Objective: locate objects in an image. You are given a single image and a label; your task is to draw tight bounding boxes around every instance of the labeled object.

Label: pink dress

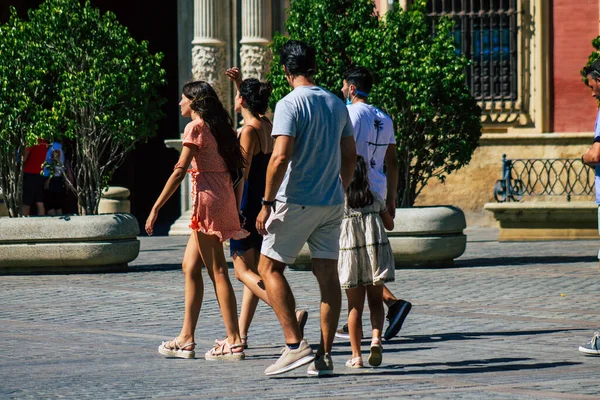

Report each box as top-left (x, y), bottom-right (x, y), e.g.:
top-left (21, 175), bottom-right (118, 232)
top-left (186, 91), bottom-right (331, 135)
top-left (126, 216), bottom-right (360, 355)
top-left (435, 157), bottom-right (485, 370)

top-left (180, 118), bottom-right (248, 242)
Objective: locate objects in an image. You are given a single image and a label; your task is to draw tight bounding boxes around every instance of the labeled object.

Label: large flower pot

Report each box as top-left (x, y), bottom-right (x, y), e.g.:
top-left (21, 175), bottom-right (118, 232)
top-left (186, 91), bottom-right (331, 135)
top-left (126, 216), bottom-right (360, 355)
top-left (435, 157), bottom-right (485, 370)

top-left (98, 186), bottom-right (131, 214)
top-left (292, 205), bottom-right (466, 269)
top-left (0, 213), bottom-right (140, 274)
top-left (387, 206), bottom-right (466, 267)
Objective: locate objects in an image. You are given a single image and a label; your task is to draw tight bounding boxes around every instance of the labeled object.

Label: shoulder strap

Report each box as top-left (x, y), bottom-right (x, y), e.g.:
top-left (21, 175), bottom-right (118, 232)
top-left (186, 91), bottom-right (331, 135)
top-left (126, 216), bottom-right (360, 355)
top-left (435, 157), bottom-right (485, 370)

top-left (241, 125), bottom-right (263, 154)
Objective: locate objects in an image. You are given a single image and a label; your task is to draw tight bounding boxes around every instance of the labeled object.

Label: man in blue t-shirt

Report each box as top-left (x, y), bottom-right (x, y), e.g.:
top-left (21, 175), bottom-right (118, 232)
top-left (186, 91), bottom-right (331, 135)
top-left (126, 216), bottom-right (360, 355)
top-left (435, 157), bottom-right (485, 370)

top-left (579, 59), bottom-right (600, 356)
top-left (256, 40), bottom-right (357, 376)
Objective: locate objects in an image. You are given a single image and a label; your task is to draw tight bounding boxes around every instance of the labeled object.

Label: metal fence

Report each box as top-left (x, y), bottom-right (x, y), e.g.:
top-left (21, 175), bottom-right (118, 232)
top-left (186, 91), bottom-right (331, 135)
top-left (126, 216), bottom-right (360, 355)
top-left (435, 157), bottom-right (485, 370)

top-left (427, 0), bottom-right (519, 108)
top-left (493, 154), bottom-right (595, 202)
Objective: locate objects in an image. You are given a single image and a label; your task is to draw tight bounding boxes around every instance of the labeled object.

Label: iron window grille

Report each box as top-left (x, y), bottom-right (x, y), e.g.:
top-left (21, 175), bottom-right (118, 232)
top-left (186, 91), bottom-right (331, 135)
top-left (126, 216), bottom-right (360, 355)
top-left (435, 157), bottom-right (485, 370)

top-left (427, 0), bottom-right (519, 105)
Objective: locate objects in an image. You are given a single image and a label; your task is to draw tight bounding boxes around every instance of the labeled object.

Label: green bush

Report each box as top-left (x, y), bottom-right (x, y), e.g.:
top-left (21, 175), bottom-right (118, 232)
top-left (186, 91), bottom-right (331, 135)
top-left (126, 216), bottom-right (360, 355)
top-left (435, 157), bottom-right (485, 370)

top-left (581, 35), bottom-right (600, 85)
top-left (268, 0), bottom-right (482, 207)
top-left (0, 0), bottom-right (166, 216)
top-left (0, 11), bottom-right (54, 217)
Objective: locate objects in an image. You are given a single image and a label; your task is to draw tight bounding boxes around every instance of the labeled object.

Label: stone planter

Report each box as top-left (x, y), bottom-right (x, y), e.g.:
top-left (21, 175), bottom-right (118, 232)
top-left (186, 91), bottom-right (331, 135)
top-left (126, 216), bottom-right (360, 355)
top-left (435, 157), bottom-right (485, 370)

top-left (0, 213), bottom-right (140, 274)
top-left (484, 202), bottom-right (598, 241)
top-left (387, 206), bottom-right (467, 267)
top-left (99, 186), bottom-right (131, 213)
top-left (292, 205), bottom-right (467, 269)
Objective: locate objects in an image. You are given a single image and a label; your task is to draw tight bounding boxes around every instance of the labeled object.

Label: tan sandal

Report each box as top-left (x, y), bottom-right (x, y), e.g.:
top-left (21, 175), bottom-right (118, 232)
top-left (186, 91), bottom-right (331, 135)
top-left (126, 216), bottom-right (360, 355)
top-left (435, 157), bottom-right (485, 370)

top-left (368, 337), bottom-right (382, 367)
top-left (205, 340), bottom-right (245, 361)
top-left (345, 356), bottom-right (364, 368)
top-left (158, 337), bottom-right (196, 359)
top-left (216, 335), bottom-right (248, 349)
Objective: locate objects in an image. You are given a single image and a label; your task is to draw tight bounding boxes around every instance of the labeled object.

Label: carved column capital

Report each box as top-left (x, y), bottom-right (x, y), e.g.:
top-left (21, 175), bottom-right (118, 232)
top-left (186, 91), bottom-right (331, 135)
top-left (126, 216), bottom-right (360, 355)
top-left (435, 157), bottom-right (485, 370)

top-left (240, 0), bottom-right (272, 81)
top-left (240, 44), bottom-right (272, 82)
top-left (191, 41), bottom-right (226, 100)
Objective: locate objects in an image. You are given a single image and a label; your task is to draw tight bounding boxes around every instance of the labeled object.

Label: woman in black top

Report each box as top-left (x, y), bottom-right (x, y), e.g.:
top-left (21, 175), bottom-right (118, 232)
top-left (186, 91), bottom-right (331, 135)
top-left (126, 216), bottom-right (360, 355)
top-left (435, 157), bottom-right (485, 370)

top-left (225, 68), bottom-right (274, 349)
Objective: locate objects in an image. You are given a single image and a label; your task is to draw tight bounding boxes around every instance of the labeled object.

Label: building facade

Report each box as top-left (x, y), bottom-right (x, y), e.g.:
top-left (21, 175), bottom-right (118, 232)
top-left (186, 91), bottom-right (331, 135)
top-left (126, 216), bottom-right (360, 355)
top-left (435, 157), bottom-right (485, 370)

top-left (173, 0), bottom-right (600, 231)
top-left (416, 0), bottom-right (599, 225)
top-left (4, 1), bottom-right (599, 231)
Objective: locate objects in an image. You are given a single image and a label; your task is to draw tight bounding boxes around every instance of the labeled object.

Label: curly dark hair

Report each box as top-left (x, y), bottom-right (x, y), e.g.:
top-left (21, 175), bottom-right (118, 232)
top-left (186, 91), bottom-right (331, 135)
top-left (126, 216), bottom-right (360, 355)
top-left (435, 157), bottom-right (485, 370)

top-left (346, 155), bottom-right (374, 209)
top-left (182, 81), bottom-right (245, 178)
top-left (240, 78), bottom-right (272, 116)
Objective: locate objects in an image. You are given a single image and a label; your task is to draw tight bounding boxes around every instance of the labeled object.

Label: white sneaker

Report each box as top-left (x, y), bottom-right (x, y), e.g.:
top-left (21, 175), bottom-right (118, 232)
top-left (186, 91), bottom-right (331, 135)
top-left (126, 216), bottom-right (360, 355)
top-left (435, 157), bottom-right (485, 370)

top-left (579, 332), bottom-right (600, 355)
top-left (264, 340), bottom-right (314, 376)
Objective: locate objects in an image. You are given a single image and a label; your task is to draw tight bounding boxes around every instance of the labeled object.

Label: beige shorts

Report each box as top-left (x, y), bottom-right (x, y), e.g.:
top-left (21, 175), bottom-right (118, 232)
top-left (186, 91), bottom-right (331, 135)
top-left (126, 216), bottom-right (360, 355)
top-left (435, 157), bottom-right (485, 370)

top-left (261, 202), bottom-right (344, 264)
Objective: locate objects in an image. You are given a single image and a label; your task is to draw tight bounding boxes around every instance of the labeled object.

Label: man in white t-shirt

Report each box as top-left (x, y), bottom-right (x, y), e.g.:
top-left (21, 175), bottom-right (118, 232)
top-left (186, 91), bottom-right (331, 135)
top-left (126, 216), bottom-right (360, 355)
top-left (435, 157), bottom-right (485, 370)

top-left (337, 67), bottom-right (412, 341)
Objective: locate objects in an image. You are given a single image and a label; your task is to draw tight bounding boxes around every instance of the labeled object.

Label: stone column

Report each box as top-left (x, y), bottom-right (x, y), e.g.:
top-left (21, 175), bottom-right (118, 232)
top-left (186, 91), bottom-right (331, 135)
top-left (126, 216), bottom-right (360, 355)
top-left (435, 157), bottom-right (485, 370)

top-left (240, 0), bottom-right (272, 80)
top-left (191, 0), bottom-right (227, 99)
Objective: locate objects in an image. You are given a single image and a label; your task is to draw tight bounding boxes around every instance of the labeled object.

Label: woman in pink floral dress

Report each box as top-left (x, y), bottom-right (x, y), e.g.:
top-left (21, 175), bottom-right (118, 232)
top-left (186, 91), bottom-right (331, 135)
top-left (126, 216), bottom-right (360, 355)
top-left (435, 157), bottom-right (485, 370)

top-left (145, 81), bottom-right (248, 360)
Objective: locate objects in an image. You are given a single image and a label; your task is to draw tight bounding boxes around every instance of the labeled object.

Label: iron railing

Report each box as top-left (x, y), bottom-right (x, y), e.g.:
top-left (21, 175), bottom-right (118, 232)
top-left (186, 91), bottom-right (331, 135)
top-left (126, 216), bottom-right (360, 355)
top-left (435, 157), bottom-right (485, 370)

top-left (427, 0), bottom-right (519, 108)
top-left (494, 154), bottom-right (595, 202)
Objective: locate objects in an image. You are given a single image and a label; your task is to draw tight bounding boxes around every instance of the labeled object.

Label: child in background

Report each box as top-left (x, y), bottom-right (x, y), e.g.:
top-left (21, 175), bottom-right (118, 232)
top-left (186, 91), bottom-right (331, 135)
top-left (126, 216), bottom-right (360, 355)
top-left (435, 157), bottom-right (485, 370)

top-left (338, 155), bottom-right (395, 368)
top-left (43, 141), bottom-right (67, 215)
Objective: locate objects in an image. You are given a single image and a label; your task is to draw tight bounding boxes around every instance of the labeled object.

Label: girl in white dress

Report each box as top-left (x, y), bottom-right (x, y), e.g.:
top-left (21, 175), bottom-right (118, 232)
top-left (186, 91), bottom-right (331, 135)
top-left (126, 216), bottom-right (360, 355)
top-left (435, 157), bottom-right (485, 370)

top-left (338, 155), bottom-right (395, 368)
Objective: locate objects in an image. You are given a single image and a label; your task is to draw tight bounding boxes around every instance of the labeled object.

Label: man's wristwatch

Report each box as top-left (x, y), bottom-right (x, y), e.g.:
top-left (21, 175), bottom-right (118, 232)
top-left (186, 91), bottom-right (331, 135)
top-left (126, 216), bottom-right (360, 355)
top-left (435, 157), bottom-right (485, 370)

top-left (261, 198), bottom-right (275, 207)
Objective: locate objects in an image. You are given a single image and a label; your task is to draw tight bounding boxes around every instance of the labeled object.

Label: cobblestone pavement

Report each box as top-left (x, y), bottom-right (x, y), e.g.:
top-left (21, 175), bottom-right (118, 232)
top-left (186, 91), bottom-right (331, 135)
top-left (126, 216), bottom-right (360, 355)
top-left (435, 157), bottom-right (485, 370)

top-left (1, 228), bottom-right (599, 399)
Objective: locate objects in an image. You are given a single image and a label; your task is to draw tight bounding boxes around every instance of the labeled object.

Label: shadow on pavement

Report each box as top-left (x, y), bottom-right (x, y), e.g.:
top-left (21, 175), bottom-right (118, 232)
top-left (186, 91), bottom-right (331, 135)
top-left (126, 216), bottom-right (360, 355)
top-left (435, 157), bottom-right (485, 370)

top-left (333, 347), bottom-right (435, 357)
top-left (366, 359), bottom-right (582, 375)
top-left (267, 358), bottom-right (582, 379)
top-left (127, 264), bottom-right (183, 272)
top-left (454, 255), bottom-right (598, 268)
top-left (128, 262), bottom-right (236, 272)
top-left (384, 328), bottom-right (588, 345)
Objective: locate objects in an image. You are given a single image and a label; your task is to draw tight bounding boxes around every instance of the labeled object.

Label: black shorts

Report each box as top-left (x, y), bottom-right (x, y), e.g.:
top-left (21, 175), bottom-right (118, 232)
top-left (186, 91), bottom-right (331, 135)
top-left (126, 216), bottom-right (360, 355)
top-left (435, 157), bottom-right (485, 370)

top-left (44, 178), bottom-right (66, 211)
top-left (23, 173), bottom-right (45, 206)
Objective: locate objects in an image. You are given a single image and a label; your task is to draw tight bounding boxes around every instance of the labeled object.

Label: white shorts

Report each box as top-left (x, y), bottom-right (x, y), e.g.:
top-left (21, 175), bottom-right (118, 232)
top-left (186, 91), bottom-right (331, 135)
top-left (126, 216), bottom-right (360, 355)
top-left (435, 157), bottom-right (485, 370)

top-left (261, 202), bottom-right (344, 265)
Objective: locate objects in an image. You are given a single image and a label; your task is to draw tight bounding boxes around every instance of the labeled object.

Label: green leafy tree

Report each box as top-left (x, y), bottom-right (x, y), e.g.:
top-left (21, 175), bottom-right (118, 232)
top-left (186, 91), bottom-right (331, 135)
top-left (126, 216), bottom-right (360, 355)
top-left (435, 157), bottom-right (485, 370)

top-left (268, 0), bottom-right (379, 110)
top-left (581, 35), bottom-right (600, 85)
top-left (0, 0), bottom-right (166, 216)
top-left (353, 0), bottom-right (481, 206)
top-left (0, 9), bottom-right (55, 217)
top-left (269, 0), bottom-right (482, 207)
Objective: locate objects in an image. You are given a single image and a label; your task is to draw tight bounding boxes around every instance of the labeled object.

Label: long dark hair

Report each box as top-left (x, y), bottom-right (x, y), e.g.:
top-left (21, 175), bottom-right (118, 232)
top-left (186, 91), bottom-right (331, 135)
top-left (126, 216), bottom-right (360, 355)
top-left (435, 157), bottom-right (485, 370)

top-left (347, 155), bottom-right (374, 209)
top-left (182, 81), bottom-right (245, 177)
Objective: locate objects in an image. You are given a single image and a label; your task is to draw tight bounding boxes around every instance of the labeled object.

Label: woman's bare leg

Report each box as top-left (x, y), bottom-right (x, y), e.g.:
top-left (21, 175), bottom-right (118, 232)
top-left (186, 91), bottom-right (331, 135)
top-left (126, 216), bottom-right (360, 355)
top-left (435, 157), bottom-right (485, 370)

top-left (169, 235), bottom-right (203, 349)
top-left (195, 231), bottom-right (241, 345)
top-left (233, 248), bottom-right (268, 338)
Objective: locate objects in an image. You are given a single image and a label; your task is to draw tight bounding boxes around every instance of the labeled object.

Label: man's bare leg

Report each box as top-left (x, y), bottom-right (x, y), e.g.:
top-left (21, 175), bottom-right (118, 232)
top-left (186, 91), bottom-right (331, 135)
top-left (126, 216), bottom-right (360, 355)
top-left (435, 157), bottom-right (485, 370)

top-left (383, 285), bottom-right (399, 308)
top-left (258, 254), bottom-right (302, 344)
top-left (311, 258), bottom-right (341, 356)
